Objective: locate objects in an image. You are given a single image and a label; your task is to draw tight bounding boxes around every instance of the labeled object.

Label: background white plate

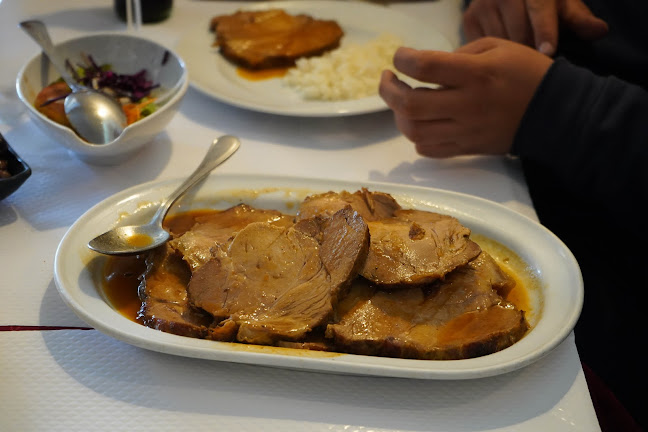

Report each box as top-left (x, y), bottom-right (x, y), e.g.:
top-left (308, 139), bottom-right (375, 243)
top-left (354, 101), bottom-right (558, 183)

top-left (54, 174), bottom-right (583, 380)
top-left (175, 0), bottom-right (452, 117)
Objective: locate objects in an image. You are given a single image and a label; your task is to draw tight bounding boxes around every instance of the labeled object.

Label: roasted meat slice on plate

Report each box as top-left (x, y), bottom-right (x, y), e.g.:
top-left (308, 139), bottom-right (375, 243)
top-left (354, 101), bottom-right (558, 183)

top-left (210, 9), bottom-right (344, 69)
top-left (170, 203), bottom-right (292, 271)
top-left (297, 188), bottom-right (402, 222)
top-left (361, 209), bottom-right (482, 286)
top-left (299, 190), bottom-right (481, 286)
top-left (138, 244), bottom-right (214, 338)
top-left (326, 252), bottom-right (528, 360)
top-left (187, 207), bottom-right (369, 345)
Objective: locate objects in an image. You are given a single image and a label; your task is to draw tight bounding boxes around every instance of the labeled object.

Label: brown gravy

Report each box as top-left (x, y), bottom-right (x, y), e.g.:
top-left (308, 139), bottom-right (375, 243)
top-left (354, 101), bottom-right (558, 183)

top-left (102, 253), bottom-right (146, 323)
top-left (236, 66), bottom-right (289, 81)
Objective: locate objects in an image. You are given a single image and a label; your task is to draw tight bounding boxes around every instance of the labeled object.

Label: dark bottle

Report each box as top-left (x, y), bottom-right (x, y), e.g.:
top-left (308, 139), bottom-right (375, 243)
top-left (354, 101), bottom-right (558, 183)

top-left (114, 0), bottom-right (173, 24)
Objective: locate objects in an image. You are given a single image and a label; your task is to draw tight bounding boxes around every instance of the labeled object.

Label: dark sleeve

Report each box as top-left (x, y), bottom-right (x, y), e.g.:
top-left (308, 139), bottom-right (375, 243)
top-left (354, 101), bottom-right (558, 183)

top-left (511, 57), bottom-right (648, 206)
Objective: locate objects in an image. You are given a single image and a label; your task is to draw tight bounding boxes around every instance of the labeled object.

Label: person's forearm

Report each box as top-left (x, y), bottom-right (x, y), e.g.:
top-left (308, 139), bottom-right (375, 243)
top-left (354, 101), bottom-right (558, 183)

top-left (512, 57), bottom-right (648, 204)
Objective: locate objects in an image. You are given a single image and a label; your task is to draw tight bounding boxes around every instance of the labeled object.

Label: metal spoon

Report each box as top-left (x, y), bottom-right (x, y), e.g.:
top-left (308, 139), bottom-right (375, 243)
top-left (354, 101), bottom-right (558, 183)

top-left (19, 20), bottom-right (127, 144)
top-left (87, 135), bottom-right (241, 255)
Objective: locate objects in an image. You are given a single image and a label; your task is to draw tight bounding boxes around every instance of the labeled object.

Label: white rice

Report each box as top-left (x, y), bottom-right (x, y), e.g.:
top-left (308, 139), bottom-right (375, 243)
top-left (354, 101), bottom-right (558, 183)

top-left (282, 33), bottom-right (403, 101)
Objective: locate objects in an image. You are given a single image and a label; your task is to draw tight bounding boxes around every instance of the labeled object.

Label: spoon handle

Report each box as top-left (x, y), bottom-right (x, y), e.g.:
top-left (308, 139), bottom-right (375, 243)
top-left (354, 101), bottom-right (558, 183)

top-left (19, 20), bottom-right (82, 91)
top-left (150, 135), bottom-right (241, 228)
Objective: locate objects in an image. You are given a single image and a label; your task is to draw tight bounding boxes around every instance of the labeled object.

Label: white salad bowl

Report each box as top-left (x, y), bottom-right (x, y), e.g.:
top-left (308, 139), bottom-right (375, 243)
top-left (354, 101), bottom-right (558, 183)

top-left (16, 32), bottom-right (188, 165)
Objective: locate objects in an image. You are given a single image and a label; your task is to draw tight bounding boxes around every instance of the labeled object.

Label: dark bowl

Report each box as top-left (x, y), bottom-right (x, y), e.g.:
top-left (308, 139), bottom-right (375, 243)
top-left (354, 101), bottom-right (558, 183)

top-left (0, 133), bottom-right (32, 200)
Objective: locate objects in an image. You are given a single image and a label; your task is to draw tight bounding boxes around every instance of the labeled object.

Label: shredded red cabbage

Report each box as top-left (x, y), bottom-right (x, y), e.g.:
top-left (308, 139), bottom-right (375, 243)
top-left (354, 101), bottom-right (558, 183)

top-left (67, 54), bottom-right (160, 102)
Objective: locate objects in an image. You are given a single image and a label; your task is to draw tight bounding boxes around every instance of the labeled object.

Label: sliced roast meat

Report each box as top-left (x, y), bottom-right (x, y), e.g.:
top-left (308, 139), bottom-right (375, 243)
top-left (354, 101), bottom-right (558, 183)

top-left (294, 207), bottom-right (370, 299)
top-left (361, 209), bottom-right (482, 286)
top-left (297, 188), bottom-right (401, 222)
top-left (187, 207), bottom-right (369, 345)
top-left (326, 252), bottom-right (528, 360)
top-left (210, 9), bottom-right (344, 70)
top-left (169, 204), bottom-right (292, 271)
top-left (188, 224), bottom-right (330, 345)
top-left (138, 245), bottom-right (214, 338)
top-left (299, 191), bottom-right (480, 286)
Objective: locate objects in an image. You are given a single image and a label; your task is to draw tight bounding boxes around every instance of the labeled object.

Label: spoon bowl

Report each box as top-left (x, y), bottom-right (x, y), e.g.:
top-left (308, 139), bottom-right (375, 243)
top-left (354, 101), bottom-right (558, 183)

top-left (87, 135), bottom-right (240, 255)
top-left (63, 88), bottom-right (127, 144)
top-left (88, 222), bottom-right (172, 256)
top-left (19, 20), bottom-right (127, 144)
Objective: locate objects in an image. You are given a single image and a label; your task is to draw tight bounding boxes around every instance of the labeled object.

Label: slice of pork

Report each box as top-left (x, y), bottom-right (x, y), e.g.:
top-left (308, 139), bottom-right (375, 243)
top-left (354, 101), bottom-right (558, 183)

top-left (187, 207), bottom-right (369, 345)
top-left (361, 209), bottom-right (482, 286)
top-left (326, 252), bottom-right (528, 360)
top-left (294, 206), bottom-right (370, 299)
top-left (138, 245), bottom-right (214, 338)
top-left (169, 203), bottom-right (293, 271)
top-left (297, 188), bottom-right (401, 221)
top-left (210, 10), bottom-right (344, 70)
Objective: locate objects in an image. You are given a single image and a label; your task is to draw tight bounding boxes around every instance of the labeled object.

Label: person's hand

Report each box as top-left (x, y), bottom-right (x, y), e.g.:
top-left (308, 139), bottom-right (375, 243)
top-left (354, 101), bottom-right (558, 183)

top-left (378, 37), bottom-right (553, 158)
top-left (463, 0), bottom-right (608, 56)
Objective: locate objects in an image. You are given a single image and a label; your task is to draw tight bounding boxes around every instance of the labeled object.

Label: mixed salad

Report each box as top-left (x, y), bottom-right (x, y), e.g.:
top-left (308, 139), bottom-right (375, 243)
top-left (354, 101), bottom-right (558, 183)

top-left (35, 53), bottom-right (160, 130)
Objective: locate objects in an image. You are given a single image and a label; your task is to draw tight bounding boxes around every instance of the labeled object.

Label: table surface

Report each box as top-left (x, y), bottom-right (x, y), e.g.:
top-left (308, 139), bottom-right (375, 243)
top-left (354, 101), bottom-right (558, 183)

top-left (0, 1), bottom-right (599, 431)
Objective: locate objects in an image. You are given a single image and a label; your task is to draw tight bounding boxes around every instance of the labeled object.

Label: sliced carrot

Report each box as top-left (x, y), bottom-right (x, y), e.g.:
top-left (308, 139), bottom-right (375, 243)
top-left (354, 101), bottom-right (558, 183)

top-left (122, 104), bottom-right (140, 125)
top-left (122, 98), bottom-right (157, 125)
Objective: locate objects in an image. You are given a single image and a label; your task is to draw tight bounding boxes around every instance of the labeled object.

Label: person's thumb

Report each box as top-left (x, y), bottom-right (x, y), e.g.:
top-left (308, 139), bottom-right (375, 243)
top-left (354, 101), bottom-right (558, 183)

top-left (525, 0), bottom-right (559, 56)
top-left (560, 0), bottom-right (608, 40)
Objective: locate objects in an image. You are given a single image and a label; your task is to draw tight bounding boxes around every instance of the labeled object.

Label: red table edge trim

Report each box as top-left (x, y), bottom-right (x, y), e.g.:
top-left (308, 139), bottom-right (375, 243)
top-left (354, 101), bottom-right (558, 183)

top-left (0, 325), bottom-right (93, 331)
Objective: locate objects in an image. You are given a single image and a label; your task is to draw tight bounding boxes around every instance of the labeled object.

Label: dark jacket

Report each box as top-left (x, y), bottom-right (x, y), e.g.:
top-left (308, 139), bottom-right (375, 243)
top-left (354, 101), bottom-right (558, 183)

top-left (510, 1), bottom-right (648, 429)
